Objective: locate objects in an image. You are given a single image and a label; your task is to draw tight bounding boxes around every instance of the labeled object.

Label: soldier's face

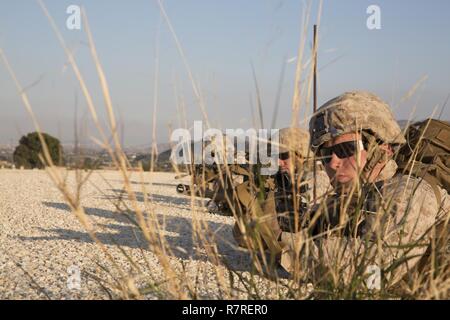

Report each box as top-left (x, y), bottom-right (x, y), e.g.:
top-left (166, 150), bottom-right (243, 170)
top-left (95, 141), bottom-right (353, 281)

top-left (278, 157), bottom-right (291, 173)
top-left (322, 133), bottom-right (367, 186)
top-left (278, 152), bottom-right (301, 174)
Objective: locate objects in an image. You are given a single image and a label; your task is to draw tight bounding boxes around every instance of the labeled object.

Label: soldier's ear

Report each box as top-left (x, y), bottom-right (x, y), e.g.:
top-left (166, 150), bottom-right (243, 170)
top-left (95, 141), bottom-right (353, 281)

top-left (378, 144), bottom-right (393, 162)
top-left (380, 144), bottom-right (393, 155)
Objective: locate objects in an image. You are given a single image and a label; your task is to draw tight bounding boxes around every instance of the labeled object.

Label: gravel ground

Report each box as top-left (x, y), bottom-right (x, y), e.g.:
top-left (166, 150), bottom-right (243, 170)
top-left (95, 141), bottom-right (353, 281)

top-left (0, 169), bottom-right (289, 299)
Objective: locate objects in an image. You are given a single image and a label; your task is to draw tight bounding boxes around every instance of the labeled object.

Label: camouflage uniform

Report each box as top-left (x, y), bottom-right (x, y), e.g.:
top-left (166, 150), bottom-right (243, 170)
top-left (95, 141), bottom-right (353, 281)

top-left (232, 128), bottom-right (331, 256)
top-left (283, 91), bottom-right (450, 285)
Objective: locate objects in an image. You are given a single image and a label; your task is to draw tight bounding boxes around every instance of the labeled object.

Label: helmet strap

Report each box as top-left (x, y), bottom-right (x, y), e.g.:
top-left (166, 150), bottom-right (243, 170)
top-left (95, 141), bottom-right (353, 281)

top-left (361, 132), bottom-right (389, 183)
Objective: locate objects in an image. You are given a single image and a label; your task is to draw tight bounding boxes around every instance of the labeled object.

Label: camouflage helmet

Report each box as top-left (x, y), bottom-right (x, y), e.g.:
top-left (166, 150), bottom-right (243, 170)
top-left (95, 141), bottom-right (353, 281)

top-left (309, 91), bottom-right (406, 150)
top-left (276, 127), bottom-right (310, 158)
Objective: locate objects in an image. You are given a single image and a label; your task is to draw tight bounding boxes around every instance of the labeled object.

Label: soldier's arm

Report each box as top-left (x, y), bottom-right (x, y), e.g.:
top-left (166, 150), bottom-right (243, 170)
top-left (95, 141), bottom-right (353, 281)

top-left (302, 176), bottom-right (446, 286)
top-left (380, 175), bottom-right (447, 282)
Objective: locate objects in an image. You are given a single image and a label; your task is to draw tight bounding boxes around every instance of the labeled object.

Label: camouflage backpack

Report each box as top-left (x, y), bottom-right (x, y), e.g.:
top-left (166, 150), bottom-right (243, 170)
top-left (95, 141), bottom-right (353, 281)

top-left (397, 119), bottom-right (450, 276)
top-left (397, 118), bottom-right (450, 204)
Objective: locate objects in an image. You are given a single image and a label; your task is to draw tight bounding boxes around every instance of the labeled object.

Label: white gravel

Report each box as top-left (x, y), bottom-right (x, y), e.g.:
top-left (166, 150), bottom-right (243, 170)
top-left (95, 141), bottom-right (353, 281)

top-left (0, 168), bottom-right (289, 300)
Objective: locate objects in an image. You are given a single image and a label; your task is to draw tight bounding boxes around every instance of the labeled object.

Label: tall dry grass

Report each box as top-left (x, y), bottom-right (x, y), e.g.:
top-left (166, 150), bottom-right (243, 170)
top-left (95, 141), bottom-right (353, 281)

top-left (0, 0), bottom-right (447, 299)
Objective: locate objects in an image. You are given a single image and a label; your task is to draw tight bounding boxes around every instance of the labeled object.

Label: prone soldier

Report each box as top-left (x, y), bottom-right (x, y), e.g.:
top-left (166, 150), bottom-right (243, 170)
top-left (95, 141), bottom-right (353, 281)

top-left (291, 91), bottom-right (450, 288)
top-left (231, 127), bottom-right (331, 273)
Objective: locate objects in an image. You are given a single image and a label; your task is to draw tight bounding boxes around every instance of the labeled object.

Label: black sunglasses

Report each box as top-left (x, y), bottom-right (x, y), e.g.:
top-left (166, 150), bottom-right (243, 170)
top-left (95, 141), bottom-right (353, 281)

top-left (318, 140), bottom-right (363, 164)
top-left (278, 152), bottom-right (290, 160)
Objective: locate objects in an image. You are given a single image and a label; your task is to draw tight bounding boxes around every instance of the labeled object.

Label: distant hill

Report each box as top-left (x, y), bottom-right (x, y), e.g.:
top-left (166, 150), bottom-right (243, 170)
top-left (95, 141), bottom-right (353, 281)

top-left (133, 146), bottom-right (177, 172)
top-left (124, 143), bottom-right (171, 154)
top-left (397, 119), bottom-right (430, 130)
top-left (397, 120), bottom-right (410, 129)
top-left (158, 149), bottom-right (172, 162)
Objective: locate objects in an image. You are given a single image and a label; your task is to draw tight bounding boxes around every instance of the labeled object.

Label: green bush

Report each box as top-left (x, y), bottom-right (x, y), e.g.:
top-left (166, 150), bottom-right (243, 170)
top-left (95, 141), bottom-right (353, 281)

top-left (13, 132), bottom-right (64, 169)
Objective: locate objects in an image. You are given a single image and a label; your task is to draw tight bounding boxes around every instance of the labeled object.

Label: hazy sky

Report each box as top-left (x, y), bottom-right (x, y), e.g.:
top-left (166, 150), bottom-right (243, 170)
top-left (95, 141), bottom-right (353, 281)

top-left (1, 0), bottom-right (449, 147)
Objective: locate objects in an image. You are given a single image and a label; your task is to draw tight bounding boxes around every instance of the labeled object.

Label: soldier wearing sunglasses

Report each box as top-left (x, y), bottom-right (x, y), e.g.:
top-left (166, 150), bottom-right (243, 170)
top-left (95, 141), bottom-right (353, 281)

top-left (273, 128), bottom-right (331, 234)
top-left (231, 127), bottom-right (331, 265)
top-left (285, 91), bottom-right (450, 286)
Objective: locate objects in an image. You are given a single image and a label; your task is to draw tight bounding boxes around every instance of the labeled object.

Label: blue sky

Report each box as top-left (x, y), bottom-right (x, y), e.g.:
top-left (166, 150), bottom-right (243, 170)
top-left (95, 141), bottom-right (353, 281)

top-left (1, 0), bottom-right (449, 147)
